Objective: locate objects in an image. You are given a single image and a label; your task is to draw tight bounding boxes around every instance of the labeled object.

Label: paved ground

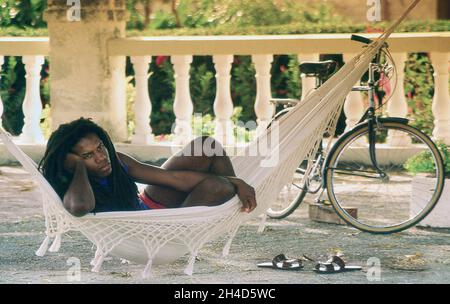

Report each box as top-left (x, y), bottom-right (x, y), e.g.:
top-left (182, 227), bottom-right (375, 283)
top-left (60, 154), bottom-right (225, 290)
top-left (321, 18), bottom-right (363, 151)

top-left (1, 165), bottom-right (450, 284)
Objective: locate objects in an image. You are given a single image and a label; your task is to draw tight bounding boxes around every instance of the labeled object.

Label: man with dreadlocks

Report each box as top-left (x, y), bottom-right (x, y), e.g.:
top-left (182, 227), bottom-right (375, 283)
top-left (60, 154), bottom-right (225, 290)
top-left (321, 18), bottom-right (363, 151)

top-left (39, 118), bottom-right (257, 217)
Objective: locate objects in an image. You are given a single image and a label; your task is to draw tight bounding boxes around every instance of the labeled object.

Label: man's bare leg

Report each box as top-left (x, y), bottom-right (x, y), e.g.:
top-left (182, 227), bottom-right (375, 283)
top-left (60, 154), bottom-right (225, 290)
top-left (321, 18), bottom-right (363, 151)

top-left (144, 136), bottom-right (236, 208)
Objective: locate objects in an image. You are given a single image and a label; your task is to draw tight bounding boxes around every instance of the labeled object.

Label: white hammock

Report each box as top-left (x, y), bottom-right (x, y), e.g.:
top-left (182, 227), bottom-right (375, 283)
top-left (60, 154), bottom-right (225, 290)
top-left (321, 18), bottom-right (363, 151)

top-left (0, 1), bottom-right (419, 278)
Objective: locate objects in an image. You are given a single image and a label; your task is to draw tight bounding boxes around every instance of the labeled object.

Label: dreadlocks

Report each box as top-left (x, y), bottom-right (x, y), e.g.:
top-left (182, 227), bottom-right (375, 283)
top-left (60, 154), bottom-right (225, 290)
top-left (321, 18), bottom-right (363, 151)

top-left (39, 118), bottom-right (138, 211)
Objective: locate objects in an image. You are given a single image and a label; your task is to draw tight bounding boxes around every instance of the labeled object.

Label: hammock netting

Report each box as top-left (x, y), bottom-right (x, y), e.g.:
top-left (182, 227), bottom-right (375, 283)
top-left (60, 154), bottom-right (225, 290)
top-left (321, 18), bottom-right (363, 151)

top-left (0, 0), bottom-right (420, 278)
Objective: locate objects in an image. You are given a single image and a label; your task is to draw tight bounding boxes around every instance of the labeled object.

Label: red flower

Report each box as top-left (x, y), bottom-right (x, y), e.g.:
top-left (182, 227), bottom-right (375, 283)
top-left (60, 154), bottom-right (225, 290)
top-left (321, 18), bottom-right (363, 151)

top-left (365, 25), bottom-right (383, 33)
top-left (156, 56), bottom-right (168, 66)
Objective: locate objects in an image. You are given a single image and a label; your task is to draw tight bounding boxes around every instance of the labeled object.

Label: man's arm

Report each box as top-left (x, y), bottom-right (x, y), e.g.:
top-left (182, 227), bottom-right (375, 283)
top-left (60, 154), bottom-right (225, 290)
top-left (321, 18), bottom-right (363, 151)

top-left (118, 152), bottom-right (257, 212)
top-left (224, 176), bottom-right (257, 212)
top-left (63, 156), bottom-right (95, 217)
top-left (118, 152), bottom-right (212, 193)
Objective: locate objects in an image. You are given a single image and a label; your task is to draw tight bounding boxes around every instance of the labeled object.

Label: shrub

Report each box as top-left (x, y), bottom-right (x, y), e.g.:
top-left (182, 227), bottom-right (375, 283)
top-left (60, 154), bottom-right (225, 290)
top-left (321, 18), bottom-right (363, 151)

top-left (404, 53), bottom-right (435, 137)
top-left (404, 142), bottom-right (450, 178)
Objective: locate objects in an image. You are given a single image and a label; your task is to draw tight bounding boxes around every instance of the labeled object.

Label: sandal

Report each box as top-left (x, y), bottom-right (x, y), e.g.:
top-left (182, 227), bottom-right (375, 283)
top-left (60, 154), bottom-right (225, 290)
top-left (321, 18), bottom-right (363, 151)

top-left (257, 254), bottom-right (304, 270)
top-left (314, 255), bottom-right (362, 274)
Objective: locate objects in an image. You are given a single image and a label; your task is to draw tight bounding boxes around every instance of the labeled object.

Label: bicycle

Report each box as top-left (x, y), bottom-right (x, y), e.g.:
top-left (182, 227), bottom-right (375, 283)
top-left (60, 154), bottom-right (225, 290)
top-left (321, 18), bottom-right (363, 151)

top-left (266, 34), bottom-right (445, 234)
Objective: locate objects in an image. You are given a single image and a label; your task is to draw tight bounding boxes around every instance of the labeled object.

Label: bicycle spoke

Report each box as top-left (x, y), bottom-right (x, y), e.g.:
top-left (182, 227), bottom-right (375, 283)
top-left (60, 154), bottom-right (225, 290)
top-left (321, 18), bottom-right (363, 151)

top-left (328, 167), bottom-right (382, 179)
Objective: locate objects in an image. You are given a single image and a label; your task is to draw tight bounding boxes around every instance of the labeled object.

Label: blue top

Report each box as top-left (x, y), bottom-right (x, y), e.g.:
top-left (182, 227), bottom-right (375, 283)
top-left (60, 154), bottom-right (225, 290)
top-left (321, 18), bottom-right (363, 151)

top-left (91, 163), bottom-right (149, 213)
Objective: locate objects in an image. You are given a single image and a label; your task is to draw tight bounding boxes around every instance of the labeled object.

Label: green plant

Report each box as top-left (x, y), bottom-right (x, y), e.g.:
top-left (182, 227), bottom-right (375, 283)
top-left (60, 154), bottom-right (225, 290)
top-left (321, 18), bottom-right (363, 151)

top-left (1, 56), bottom-right (25, 135)
top-left (147, 57), bottom-right (175, 135)
top-left (404, 142), bottom-right (450, 178)
top-left (190, 106), bottom-right (255, 143)
top-left (190, 57), bottom-right (216, 115)
top-left (0, 0), bottom-right (47, 28)
top-left (404, 53), bottom-right (435, 137)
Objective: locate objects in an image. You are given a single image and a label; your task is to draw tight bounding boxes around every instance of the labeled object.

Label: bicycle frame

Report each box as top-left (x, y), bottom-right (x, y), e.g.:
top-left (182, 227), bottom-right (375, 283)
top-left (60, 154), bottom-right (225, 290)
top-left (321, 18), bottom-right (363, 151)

top-left (317, 43), bottom-right (407, 190)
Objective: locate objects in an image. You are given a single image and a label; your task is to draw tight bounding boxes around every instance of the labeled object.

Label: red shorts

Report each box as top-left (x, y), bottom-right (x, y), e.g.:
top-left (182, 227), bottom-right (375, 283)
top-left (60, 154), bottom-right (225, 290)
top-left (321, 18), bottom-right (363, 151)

top-left (138, 192), bottom-right (166, 210)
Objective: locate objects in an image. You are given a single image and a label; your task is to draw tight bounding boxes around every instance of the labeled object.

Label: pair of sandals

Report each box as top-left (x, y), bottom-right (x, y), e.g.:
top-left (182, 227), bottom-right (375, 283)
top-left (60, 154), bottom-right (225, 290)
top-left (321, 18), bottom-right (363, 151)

top-left (257, 254), bottom-right (362, 274)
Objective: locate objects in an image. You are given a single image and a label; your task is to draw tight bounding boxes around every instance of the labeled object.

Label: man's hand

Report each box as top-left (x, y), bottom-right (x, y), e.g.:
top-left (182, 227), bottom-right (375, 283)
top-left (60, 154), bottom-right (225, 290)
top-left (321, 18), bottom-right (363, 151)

top-left (233, 179), bottom-right (257, 213)
top-left (64, 153), bottom-right (84, 173)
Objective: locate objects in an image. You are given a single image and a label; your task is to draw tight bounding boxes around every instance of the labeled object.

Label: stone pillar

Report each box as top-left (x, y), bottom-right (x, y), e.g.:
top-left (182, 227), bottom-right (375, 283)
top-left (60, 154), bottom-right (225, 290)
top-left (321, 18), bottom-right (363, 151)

top-left (130, 56), bottom-right (153, 144)
top-left (213, 55), bottom-right (235, 146)
top-left (252, 54), bottom-right (274, 137)
top-left (44, 0), bottom-right (129, 141)
top-left (19, 56), bottom-right (45, 144)
top-left (171, 55), bottom-right (194, 146)
top-left (430, 52), bottom-right (450, 144)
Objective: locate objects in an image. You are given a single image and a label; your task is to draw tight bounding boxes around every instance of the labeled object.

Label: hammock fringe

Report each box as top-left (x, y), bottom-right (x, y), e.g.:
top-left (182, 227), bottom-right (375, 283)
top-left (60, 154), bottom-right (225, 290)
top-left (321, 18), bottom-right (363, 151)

top-left (142, 259), bottom-right (153, 279)
top-left (48, 234), bottom-right (62, 252)
top-left (35, 235), bottom-right (50, 257)
top-left (184, 251), bottom-right (198, 276)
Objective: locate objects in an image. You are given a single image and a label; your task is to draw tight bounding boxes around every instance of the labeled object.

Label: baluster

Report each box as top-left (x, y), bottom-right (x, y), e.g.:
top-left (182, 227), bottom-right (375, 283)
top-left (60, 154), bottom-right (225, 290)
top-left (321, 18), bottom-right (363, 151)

top-left (171, 55), bottom-right (193, 146)
top-left (0, 56), bottom-right (3, 127)
top-left (130, 56), bottom-right (153, 144)
top-left (19, 56), bottom-right (45, 144)
top-left (387, 53), bottom-right (410, 146)
top-left (213, 55), bottom-right (235, 146)
top-left (343, 53), bottom-right (365, 132)
top-left (430, 52), bottom-right (450, 144)
top-left (252, 54), bottom-right (274, 137)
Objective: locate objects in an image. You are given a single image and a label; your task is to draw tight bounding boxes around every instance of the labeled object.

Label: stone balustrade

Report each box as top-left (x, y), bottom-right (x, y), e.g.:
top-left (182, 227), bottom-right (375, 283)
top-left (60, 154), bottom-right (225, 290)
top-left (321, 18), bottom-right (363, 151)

top-left (108, 32), bottom-right (450, 146)
top-left (0, 33), bottom-right (449, 164)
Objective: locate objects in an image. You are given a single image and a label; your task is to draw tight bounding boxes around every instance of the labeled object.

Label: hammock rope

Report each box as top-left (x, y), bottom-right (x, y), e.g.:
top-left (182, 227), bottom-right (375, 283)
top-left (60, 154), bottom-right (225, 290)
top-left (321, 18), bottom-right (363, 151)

top-left (0, 0), bottom-right (420, 278)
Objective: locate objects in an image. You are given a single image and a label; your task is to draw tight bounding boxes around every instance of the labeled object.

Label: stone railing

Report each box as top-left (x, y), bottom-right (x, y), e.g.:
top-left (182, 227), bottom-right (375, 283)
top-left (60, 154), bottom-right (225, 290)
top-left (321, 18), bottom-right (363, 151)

top-left (109, 32), bottom-right (450, 146)
top-left (0, 38), bottom-right (49, 145)
top-left (0, 33), bottom-right (449, 163)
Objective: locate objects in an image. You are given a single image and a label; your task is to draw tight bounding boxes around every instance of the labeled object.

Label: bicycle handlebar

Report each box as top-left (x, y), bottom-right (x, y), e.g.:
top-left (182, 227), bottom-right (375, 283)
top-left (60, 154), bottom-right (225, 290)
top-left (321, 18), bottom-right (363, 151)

top-left (351, 34), bottom-right (373, 45)
top-left (351, 34), bottom-right (389, 49)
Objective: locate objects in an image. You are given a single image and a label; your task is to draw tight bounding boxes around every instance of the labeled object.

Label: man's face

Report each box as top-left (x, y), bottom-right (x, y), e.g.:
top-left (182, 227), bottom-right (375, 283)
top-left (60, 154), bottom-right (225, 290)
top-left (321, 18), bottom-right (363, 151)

top-left (71, 133), bottom-right (112, 178)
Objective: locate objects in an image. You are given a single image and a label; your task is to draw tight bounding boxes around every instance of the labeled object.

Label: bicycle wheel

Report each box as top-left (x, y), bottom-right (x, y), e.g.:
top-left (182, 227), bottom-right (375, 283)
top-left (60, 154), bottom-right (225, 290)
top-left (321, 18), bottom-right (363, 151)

top-left (266, 154), bottom-right (324, 219)
top-left (325, 120), bottom-right (445, 234)
top-left (266, 168), bottom-right (308, 219)
top-left (266, 108), bottom-right (309, 219)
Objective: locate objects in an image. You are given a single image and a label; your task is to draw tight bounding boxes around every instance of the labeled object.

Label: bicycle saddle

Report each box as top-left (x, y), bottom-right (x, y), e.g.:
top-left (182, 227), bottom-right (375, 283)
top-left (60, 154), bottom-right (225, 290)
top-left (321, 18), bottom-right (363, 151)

top-left (299, 60), bottom-right (337, 78)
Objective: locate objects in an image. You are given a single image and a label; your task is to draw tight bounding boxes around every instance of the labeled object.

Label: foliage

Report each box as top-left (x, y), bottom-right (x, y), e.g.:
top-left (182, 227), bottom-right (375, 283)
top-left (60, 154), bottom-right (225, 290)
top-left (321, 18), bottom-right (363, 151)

top-left (0, 0), bottom-right (46, 28)
top-left (1, 56), bottom-right (49, 135)
top-left (141, 0), bottom-right (342, 30)
top-left (231, 56), bottom-right (256, 123)
top-left (404, 142), bottom-right (450, 178)
top-left (404, 53), bottom-right (435, 137)
top-left (189, 56), bottom-right (216, 115)
top-left (191, 106), bottom-right (255, 143)
top-left (128, 19), bottom-right (450, 37)
top-left (1, 56), bottom-right (25, 135)
top-left (147, 56), bottom-right (175, 135)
